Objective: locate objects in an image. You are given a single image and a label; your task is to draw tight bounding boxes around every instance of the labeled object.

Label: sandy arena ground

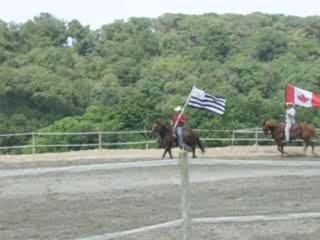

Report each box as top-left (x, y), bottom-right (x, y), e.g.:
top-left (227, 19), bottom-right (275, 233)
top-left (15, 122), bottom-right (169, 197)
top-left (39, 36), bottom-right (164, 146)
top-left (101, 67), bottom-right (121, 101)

top-left (0, 146), bottom-right (319, 240)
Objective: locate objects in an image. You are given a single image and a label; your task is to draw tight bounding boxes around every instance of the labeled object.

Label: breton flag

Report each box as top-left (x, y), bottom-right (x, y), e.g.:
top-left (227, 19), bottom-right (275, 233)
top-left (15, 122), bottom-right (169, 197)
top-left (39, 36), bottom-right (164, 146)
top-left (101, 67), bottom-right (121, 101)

top-left (187, 86), bottom-right (226, 114)
top-left (286, 84), bottom-right (320, 108)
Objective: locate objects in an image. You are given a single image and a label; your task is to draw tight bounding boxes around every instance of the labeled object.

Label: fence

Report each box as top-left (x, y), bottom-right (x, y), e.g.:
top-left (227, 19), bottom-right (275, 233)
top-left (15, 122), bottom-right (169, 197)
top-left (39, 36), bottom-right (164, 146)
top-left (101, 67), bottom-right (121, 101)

top-left (0, 127), bottom-right (318, 155)
top-left (2, 129), bottom-right (319, 239)
top-left (74, 152), bottom-right (320, 240)
top-left (0, 130), bottom-right (164, 153)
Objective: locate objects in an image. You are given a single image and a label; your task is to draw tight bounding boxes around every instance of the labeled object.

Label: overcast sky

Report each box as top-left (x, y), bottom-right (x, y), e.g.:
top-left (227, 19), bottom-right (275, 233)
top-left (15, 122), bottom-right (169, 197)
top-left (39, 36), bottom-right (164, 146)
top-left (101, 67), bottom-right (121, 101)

top-left (1, 0), bottom-right (320, 29)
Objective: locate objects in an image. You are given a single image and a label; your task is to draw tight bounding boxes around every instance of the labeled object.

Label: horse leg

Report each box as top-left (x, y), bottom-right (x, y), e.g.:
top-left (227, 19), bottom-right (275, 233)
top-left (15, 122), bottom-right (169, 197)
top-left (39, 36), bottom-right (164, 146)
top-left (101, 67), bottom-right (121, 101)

top-left (312, 142), bottom-right (316, 155)
top-left (162, 147), bottom-right (168, 159)
top-left (192, 146), bottom-right (197, 158)
top-left (304, 141), bottom-right (309, 154)
top-left (168, 147), bottom-right (173, 159)
top-left (280, 145), bottom-right (284, 157)
top-left (196, 136), bottom-right (205, 153)
top-left (310, 141), bottom-right (315, 155)
top-left (277, 144), bottom-right (282, 156)
top-left (303, 140), bottom-right (315, 155)
top-left (282, 145), bottom-right (288, 155)
top-left (278, 144), bottom-right (287, 156)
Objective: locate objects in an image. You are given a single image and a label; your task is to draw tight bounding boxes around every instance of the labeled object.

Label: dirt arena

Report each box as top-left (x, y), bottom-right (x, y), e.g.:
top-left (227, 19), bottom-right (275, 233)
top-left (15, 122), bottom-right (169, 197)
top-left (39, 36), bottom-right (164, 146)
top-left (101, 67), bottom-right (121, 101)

top-left (0, 146), bottom-right (320, 240)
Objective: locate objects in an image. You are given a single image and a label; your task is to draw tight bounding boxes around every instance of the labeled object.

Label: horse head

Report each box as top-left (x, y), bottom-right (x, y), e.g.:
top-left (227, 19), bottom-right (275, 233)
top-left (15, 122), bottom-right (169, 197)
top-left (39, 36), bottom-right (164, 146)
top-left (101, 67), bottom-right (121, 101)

top-left (151, 120), bottom-right (161, 135)
top-left (262, 119), bottom-right (277, 135)
top-left (152, 121), bottom-right (167, 135)
top-left (152, 120), bottom-right (172, 138)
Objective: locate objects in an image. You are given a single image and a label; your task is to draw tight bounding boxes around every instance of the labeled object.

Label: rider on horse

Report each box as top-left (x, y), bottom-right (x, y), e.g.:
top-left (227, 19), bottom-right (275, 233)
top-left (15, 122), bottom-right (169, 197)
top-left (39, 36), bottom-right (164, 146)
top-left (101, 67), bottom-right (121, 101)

top-left (284, 102), bottom-right (296, 143)
top-left (171, 106), bottom-right (188, 148)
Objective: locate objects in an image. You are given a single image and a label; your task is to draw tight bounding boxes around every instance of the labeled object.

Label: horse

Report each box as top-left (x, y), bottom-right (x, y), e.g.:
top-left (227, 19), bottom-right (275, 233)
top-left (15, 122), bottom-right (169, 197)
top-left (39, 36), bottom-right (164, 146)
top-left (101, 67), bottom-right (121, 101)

top-left (151, 121), bottom-right (205, 159)
top-left (262, 119), bottom-right (319, 156)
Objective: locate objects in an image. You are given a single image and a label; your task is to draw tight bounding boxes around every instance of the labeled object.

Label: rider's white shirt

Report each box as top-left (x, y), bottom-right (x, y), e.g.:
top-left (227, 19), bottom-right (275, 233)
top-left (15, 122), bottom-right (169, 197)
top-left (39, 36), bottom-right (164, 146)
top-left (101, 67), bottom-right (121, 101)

top-left (285, 108), bottom-right (296, 124)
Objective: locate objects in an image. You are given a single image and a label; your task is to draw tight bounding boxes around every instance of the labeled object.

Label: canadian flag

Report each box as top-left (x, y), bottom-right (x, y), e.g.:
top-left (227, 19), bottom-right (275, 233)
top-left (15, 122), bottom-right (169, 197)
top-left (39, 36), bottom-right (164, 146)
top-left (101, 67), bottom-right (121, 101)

top-left (286, 84), bottom-right (320, 108)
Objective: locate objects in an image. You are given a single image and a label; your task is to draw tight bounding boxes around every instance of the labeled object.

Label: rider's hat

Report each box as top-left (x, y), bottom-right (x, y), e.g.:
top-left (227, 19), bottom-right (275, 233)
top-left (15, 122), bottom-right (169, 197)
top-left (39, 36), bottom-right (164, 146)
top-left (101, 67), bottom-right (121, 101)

top-left (174, 106), bottom-right (182, 111)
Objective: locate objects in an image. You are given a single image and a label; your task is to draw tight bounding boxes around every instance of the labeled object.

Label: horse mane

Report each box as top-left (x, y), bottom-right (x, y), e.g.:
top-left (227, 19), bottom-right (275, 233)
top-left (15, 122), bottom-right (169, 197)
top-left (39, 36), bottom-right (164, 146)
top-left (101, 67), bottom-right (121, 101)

top-left (153, 121), bottom-right (172, 136)
top-left (156, 121), bottom-right (170, 130)
top-left (264, 119), bottom-right (278, 128)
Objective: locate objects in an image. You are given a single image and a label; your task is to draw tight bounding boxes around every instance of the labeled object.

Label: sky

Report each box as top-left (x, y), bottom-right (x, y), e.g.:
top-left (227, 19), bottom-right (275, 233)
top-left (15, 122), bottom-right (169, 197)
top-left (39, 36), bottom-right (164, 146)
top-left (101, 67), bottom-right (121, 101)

top-left (1, 0), bottom-right (320, 29)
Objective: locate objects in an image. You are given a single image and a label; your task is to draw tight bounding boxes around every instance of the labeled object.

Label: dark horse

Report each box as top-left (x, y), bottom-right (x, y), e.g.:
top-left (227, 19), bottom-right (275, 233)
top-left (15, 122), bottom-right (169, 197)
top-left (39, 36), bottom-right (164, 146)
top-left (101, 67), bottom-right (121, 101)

top-left (262, 119), bottom-right (319, 156)
top-left (152, 121), bottom-right (205, 159)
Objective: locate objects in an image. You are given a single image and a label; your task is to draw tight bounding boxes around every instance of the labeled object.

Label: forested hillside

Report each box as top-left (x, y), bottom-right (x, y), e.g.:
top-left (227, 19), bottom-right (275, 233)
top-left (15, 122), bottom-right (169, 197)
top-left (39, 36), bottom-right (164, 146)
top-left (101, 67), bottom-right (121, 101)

top-left (1, 12), bottom-right (320, 148)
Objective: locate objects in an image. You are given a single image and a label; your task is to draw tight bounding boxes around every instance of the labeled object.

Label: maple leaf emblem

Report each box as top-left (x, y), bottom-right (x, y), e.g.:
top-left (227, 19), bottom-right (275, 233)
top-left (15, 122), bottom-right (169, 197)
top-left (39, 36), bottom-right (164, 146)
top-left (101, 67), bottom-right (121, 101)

top-left (298, 94), bottom-right (309, 103)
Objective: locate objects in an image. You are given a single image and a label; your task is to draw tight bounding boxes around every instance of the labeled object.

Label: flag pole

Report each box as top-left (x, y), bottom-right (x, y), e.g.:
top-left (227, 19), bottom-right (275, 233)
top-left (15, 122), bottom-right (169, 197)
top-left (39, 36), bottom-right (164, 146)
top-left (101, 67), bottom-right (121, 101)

top-left (173, 86), bottom-right (195, 130)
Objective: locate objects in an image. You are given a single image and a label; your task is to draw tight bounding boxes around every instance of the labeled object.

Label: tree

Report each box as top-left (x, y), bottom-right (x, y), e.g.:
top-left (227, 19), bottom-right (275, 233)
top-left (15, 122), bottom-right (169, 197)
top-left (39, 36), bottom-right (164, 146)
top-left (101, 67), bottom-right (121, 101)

top-left (254, 29), bottom-right (288, 61)
top-left (1, 12), bottom-right (320, 152)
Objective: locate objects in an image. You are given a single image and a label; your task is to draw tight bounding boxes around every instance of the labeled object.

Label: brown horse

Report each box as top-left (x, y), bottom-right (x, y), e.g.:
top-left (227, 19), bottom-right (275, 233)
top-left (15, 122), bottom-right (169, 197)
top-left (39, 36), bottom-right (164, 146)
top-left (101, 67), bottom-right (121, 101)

top-left (152, 121), bottom-right (205, 159)
top-left (262, 119), bottom-right (319, 156)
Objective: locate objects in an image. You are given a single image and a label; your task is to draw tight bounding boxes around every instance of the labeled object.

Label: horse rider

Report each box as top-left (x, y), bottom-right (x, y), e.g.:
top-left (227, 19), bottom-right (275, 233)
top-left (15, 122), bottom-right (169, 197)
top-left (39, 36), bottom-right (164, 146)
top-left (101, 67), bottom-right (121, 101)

top-left (283, 102), bottom-right (296, 143)
top-left (171, 106), bottom-right (188, 148)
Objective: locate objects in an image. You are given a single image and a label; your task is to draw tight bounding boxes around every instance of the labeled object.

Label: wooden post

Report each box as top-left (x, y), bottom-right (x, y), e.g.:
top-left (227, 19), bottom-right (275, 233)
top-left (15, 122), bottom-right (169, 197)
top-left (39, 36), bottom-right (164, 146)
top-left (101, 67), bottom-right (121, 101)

top-left (179, 151), bottom-right (191, 240)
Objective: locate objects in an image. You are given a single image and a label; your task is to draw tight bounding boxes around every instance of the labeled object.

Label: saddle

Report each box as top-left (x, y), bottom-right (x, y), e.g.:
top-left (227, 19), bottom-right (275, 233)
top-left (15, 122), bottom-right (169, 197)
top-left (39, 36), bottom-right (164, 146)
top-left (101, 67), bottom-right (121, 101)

top-left (280, 123), bottom-right (302, 139)
top-left (172, 132), bottom-right (179, 146)
top-left (172, 128), bottom-right (185, 147)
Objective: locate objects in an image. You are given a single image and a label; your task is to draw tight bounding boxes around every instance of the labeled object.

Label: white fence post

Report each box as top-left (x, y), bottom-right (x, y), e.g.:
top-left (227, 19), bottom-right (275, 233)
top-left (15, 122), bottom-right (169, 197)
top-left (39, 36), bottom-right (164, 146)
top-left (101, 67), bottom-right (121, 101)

top-left (179, 151), bottom-right (191, 240)
top-left (255, 128), bottom-right (258, 150)
top-left (231, 131), bottom-right (235, 150)
top-left (98, 132), bottom-right (102, 151)
top-left (32, 132), bottom-right (36, 159)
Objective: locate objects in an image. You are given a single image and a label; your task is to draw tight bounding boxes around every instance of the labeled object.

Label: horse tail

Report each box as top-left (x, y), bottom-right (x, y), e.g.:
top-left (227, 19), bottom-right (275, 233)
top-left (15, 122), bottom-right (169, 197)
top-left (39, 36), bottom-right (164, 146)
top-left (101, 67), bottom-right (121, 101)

top-left (313, 131), bottom-right (320, 141)
top-left (196, 135), bottom-right (205, 153)
top-left (308, 123), bottom-right (320, 141)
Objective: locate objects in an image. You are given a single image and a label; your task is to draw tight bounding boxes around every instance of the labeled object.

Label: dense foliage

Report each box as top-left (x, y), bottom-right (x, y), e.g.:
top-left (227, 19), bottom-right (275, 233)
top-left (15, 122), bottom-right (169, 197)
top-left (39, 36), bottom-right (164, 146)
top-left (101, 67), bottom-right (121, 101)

top-left (1, 12), bottom-right (320, 151)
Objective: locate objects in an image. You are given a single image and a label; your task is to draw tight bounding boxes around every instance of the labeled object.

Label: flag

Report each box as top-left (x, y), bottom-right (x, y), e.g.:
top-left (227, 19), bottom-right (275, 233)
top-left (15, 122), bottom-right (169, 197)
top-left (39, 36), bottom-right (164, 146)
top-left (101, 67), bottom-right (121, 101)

top-left (286, 84), bottom-right (320, 108)
top-left (187, 86), bottom-right (226, 114)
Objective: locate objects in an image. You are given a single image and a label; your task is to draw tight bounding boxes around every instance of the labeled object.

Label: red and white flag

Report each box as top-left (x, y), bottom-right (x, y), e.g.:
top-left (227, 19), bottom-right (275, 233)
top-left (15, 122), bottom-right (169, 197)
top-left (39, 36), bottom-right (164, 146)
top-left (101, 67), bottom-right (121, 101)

top-left (286, 84), bottom-right (320, 108)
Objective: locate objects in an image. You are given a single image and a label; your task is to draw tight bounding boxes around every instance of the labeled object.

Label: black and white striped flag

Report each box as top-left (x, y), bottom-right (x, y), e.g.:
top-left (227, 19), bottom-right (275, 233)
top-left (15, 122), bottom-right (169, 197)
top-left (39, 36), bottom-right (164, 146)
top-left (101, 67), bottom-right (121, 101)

top-left (187, 86), bottom-right (226, 114)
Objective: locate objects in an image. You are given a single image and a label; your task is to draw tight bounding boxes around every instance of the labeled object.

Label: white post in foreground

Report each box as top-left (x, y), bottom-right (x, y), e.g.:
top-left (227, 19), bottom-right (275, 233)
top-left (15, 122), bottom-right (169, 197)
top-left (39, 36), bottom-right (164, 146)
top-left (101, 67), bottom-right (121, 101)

top-left (179, 151), bottom-right (191, 240)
